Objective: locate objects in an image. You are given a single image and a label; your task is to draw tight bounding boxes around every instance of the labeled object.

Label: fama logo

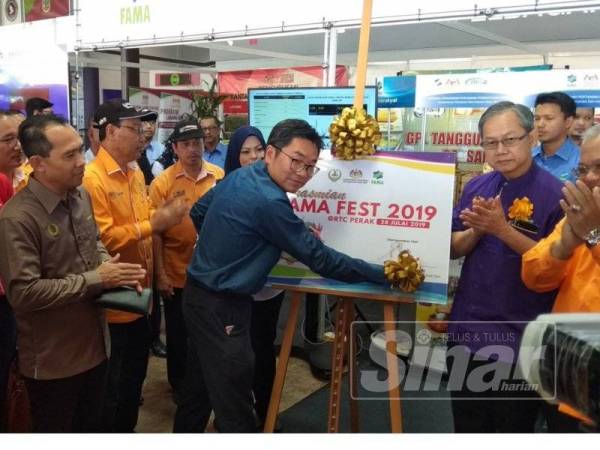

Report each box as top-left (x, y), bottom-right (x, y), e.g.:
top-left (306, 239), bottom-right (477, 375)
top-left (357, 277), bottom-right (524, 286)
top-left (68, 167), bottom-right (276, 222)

top-left (371, 170), bottom-right (384, 185)
top-left (328, 169), bottom-right (341, 182)
top-left (121, 3), bottom-right (151, 25)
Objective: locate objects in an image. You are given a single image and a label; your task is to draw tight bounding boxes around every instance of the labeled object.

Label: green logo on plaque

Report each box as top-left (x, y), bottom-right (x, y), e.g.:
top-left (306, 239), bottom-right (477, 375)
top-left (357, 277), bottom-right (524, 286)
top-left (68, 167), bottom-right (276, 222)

top-left (170, 73), bottom-right (180, 86)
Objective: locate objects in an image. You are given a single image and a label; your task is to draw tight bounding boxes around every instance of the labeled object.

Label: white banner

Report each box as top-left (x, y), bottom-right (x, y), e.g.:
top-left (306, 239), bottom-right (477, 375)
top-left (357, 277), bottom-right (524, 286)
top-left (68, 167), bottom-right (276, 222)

top-left (128, 87), bottom-right (160, 111)
top-left (268, 151), bottom-right (456, 304)
top-left (415, 69), bottom-right (600, 108)
top-left (157, 92), bottom-right (192, 144)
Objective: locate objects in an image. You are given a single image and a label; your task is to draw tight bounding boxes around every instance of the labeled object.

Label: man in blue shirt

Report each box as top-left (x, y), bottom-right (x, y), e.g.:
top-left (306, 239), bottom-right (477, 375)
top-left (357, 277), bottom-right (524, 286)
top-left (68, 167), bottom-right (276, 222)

top-left (200, 115), bottom-right (227, 169)
top-left (138, 113), bottom-right (164, 185)
top-left (532, 91), bottom-right (579, 183)
top-left (173, 119), bottom-right (385, 433)
top-left (449, 101), bottom-right (564, 432)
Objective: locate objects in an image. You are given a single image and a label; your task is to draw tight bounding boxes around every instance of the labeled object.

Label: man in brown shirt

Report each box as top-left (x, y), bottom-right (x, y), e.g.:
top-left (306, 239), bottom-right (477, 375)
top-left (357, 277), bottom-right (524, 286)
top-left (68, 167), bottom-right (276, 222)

top-left (0, 114), bottom-right (146, 432)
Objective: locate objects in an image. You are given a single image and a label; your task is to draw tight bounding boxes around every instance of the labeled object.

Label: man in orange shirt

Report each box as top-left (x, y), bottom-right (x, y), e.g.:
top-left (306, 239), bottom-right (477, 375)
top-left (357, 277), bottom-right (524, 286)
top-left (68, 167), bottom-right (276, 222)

top-left (150, 118), bottom-right (224, 395)
top-left (522, 124), bottom-right (600, 431)
top-left (83, 101), bottom-right (187, 432)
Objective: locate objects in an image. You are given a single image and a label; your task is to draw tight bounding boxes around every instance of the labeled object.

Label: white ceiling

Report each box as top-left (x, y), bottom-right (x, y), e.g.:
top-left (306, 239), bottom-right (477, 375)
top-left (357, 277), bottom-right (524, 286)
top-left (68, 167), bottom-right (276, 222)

top-left (75, 8), bottom-right (600, 74)
top-left (186, 9), bottom-right (600, 68)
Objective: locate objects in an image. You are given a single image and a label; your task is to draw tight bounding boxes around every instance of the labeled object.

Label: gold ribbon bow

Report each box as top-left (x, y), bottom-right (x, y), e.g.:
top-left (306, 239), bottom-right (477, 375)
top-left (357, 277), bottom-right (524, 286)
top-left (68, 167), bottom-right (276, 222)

top-left (384, 250), bottom-right (425, 293)
top-left (329, 106), bottom-right (381, 160)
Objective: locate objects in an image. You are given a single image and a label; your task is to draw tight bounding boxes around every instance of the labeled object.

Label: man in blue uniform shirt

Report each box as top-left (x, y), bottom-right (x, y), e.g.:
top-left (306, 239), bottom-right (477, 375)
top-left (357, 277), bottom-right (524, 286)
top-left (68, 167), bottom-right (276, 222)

top-left (174, 119), bottom-right (385, 433)
top-left (532, 91), bottom-right (579, 183)
top-left (200, 115), bottom-right (227, 169)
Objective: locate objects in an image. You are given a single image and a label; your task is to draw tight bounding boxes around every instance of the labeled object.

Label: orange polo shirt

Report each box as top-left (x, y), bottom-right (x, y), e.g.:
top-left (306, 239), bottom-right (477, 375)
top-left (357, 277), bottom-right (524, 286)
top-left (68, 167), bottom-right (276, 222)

top-left (149, 160), bottom-right (223, 288)
top-left (83, 147), bottom-right (154, 324)
top-left (522, 217), bottom-right (599, 423)
top-left (13, 161), bottom-right (33, 192)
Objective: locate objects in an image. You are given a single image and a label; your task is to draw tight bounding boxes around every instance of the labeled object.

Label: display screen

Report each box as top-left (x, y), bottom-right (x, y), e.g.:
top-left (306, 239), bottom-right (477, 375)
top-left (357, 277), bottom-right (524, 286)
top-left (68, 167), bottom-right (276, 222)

top-left (248, 86), bottom-right (377, 149)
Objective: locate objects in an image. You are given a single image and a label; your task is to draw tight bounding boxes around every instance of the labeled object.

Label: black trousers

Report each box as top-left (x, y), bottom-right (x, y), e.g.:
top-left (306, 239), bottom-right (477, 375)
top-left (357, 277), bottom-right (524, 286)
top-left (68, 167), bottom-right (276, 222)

top-left (102, 317), bottom-right (151, 432)
top-left (163, 287), bottom-right (187, 392)
top-left (173, 279), bottom-right (255, 433)
top-left (149, 287), bottom-right (162, 342)
top-left (25, 360), bottom-right (107, 433)
top-left (0, 297), bottom-right (16, 430)
top-left (447, 346), bottom-right (542, 433)
top-left (250, 292), bottom-right (284, 421)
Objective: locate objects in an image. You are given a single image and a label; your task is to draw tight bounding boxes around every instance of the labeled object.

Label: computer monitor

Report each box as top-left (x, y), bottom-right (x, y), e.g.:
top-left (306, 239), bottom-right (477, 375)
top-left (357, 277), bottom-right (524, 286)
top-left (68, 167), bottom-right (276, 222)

top-left (248, 86), bottom-right (377, 149)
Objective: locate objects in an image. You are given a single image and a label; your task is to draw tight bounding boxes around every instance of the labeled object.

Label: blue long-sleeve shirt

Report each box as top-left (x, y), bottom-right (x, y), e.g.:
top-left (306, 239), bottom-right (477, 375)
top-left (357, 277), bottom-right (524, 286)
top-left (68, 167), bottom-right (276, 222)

top-left (187, 160), bottom-right (384, 295)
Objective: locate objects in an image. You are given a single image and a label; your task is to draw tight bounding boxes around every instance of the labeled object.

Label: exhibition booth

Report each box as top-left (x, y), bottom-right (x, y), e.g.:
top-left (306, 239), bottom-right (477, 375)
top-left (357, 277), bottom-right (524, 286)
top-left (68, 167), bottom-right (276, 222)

top-left (1, 0), bottom-right (600, 433)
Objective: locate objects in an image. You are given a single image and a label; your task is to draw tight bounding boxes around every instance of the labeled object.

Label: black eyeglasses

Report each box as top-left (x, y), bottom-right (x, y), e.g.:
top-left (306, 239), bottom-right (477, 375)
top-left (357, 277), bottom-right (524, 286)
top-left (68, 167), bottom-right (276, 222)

top-left (201, 126), bottom-right (219, 133)
top-left (120, 125), bottom-right (144, 136)
top-left (480, 133), bottom-right (529, 151)
top-left (273, 145), bottom-right (320, 177)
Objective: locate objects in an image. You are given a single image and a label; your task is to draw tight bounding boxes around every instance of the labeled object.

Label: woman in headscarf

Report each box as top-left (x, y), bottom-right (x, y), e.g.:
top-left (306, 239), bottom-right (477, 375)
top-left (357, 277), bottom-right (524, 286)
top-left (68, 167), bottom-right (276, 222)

top-left (224, 126), bottom-right (284, 430)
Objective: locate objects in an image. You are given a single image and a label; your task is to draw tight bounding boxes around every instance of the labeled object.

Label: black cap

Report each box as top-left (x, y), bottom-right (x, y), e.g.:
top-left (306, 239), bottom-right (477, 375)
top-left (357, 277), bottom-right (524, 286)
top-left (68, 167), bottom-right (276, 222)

top-left (169, 118), bottom-right (203, 142)
top-left (25, 97), bottom-right (53, 116)
top-left (93, 101), bottom-right (158, 129)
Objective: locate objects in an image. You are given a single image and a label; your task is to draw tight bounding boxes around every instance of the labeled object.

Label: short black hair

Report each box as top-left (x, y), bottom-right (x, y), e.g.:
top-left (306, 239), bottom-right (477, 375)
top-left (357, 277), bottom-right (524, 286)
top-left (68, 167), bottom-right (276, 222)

top-left (199, 115), bottom-right (221, 127)
top-left (18, 114), bottom-right (68, 158)
top-left (25, 97), bottom-right (53, 117)
top-left (576, 106), bottom-right (595, 116)
top-left (267, 119), bottom-right (323, 153)
top-left (534, 92), bottom-right (576, 118)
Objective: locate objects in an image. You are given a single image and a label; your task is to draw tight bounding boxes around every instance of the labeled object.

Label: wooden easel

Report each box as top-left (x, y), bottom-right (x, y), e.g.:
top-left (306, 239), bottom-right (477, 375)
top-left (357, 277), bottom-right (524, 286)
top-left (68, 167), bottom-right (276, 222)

top-left (265, 0), bottom-right (407, 433)
top-left (263, 287), bottom-right (413, 433)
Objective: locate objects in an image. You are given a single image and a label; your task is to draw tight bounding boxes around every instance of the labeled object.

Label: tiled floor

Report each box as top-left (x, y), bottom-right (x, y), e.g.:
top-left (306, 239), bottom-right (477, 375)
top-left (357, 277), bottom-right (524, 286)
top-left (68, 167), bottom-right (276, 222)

top-left (136, 354), bottom-right (327, 433)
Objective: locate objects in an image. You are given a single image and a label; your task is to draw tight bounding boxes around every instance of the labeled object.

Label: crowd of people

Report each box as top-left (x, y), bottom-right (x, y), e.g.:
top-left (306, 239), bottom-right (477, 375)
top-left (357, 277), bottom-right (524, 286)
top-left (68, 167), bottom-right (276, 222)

top-left (0, 92), bottom-right (598, 433)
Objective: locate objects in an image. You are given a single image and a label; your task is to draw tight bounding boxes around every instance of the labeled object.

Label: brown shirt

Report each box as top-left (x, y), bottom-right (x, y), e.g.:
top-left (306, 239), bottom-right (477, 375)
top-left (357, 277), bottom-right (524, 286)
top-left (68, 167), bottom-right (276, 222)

top-left (0, 176), bottom-right (110, 380)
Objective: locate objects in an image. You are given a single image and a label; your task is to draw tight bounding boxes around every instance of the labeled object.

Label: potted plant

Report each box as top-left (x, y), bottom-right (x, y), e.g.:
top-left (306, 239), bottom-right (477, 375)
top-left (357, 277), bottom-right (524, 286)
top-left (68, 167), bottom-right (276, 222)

top-left (190, 78), bottom-right (228, 118)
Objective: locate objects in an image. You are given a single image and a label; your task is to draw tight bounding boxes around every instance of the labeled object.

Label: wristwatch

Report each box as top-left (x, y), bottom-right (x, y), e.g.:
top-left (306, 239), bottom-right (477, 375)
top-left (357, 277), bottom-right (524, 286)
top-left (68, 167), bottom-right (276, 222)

top-left (583, 228), bottom-right (600, 248)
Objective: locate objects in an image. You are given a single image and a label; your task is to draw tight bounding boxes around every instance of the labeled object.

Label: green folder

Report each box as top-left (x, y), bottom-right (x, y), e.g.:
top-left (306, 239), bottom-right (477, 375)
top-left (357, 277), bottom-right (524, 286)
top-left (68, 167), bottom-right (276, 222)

top-left (95, 287), bottom-right (152, 315)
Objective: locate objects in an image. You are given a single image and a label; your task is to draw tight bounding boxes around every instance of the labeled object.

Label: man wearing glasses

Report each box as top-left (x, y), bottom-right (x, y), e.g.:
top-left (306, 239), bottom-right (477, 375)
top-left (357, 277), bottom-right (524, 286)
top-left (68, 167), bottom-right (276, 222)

top-left (522, 124), bottom-right (600, 432)
top-left (200, 115), bottom-right (227, 169)
top-left (83, 101), bottom-right (188, 432)
top-left (174, 119), bottom-right (386, 433)
top-left (0, 111), bottom-right (25, 190)
top-left (448, 101), bottom-right (564, 432)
